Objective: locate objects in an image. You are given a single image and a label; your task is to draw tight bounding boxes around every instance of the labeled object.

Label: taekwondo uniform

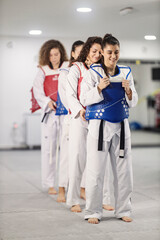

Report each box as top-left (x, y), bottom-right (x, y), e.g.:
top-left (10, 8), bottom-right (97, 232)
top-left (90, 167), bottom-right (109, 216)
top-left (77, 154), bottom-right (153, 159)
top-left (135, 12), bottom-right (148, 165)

top-left (58, 66), bottom-right (86, 193)
top-left (33, 63), bottom-right (67, 189)
top-left (58, 67), bottom-right (70, 189)
top-left (66, 62), bottom-right (89, 206)
top-left (80, 64), bottom-right (138, 220)
top-left (66, 62), bottom-right (112, 207)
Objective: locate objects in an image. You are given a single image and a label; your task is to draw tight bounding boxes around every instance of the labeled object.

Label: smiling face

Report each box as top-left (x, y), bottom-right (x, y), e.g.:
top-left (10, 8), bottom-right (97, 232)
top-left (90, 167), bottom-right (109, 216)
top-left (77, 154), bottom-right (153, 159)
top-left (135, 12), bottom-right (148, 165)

top-left (102, 44), bottom-right (120, 69)
top-left (49, 48), bottom-right (61, 68)
top-left (87, 43), bottom-right (102, 64)
top-left (72, 44), bottom-right (83, 60)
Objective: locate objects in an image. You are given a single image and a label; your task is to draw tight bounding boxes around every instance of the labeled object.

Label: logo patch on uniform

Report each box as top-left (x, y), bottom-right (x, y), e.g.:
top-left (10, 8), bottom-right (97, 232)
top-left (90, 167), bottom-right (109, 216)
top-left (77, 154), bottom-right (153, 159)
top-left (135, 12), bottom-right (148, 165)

top-left (52, 74), bottom-right (59, 81)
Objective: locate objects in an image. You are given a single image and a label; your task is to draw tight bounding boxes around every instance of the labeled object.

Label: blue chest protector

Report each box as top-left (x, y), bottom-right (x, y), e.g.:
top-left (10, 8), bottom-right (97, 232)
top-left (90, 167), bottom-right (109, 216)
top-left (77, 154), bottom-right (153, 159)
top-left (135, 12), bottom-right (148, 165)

top-left (55, 92), bottom-right (68, 116)
top-left (85, 65), bottom-right (130, 123)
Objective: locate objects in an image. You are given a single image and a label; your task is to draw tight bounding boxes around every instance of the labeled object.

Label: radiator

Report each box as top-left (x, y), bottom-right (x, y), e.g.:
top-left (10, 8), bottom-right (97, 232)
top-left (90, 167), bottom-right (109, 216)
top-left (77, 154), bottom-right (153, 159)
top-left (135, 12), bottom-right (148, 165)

top-left (25, 113), bottom-right (41, 147)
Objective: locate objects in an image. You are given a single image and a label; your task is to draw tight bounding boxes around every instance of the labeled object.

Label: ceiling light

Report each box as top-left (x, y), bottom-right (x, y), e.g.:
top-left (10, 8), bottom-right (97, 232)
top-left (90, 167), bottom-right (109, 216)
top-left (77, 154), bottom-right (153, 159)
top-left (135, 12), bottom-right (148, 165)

top-left (29, 30), bottom-right (42, 35)
top-left (119, 7), bottom-right (133, 16)
top-left (77, 8), bottom-right (92, 13)
top-left (144, 35), bottom-right (156, 40)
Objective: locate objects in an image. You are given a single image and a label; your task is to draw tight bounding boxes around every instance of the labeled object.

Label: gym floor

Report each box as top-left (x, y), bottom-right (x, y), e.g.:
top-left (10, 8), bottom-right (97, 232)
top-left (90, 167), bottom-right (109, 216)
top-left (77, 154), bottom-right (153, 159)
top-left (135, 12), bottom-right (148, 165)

top-left (0, 131), bottom-right (160, 240)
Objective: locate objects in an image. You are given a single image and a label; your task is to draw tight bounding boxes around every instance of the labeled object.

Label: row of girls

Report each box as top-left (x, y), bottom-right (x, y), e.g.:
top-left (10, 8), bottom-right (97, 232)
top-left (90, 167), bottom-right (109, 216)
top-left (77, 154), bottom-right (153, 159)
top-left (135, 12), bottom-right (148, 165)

top-left (32, 34), bottom-right (138, 224)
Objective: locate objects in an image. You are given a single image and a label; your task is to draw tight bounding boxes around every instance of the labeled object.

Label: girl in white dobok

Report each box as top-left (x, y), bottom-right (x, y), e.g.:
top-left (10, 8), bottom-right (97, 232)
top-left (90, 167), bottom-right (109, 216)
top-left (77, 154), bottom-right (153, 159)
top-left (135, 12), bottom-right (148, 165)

top-left (66, 37), bottom-right (114, 213)
top-left (80, 34), bottom-right (138, 224)
top-left (33, 40), bottom-right (68, 195)
top-left (57, 40), bottom-right (85, 203)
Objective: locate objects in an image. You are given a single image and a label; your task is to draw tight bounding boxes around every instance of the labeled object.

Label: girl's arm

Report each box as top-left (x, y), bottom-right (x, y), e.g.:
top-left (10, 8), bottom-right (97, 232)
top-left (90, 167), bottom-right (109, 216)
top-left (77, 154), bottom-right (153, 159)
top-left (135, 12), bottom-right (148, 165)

top-left (80, 70), bottom-right (104, 107)
top-left (33, 68), bottom-right (51, 112)
top-left (124, 72), bottom-right (138, 108)
top-left (66, 65), bottom-right (84, 118)
top-left (58, 69), bottom-right (69, 110)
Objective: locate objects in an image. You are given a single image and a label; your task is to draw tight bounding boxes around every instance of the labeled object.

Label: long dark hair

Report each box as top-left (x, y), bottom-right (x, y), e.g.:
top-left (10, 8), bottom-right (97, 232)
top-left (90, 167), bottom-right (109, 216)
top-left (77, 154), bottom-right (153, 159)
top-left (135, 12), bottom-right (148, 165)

top-left (76, 36), bottom-right (102, 63)
top-left (69, 40), bottom-right (84, 67)
top-left (39, 39), bottom-right (68, 68)
top-left (101, 34), bottom-right (120, 76)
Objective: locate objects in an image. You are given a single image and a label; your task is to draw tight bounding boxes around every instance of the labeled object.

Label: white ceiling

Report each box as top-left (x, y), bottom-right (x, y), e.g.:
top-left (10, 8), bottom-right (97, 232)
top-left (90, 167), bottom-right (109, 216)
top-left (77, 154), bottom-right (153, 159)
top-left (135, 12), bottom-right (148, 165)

top-left (0, 0), bottom-right (160, 42)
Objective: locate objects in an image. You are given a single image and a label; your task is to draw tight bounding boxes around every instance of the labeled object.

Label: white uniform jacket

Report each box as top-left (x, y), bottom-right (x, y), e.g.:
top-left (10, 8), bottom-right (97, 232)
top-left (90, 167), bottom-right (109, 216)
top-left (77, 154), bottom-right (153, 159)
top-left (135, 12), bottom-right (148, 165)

top-left (80, 64), bottom-right (138, 141)
top-left (58, 67), bottom-right (70, 111)
top-left (33, 62), bottom-right (69, 115)
top-left (66, 62), bottom-right (92, 118)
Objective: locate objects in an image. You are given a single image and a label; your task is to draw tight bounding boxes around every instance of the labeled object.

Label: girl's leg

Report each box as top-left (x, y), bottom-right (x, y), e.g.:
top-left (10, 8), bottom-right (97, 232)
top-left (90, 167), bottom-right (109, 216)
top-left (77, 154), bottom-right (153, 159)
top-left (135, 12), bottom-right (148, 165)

top-left (85, 133), bottom-right (108, 222)
top-left (67, 117), bottom-right (87, 212)
top-left (57, 115), bottom-right (69, 202)
top-left (41, 113), bottom-right (59, 194)
top-left (109, 134), bottom-right (133, 221)
top-left (103, 155), bottom-right (114, 211)
top-left (80, 167), bottom-right (86, 200)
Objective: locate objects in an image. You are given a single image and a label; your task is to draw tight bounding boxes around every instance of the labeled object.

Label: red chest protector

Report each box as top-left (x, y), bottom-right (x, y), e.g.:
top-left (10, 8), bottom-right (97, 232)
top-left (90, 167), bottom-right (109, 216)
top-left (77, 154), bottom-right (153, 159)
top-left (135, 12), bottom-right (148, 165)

top-left (30, 88), bottom-right (41, 113)
top-left (74, 63), bottom-right (83, 101)
top-left (30, 66), bottom-right (59, 113)
top-left (43, 74), bottom-right (59, 101)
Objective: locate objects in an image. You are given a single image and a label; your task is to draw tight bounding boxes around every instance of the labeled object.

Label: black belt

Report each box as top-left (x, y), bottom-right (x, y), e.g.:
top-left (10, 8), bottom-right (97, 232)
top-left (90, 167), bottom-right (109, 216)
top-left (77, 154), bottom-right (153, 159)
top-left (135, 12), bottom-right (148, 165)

top-left (41, 112), bottom-right (48, 122)
top-left (98, 120), bottom-right (104, 151)
top-left (119, 121), bottom-right (125, 158)
top-left (41, 110), bottom-right (52, 123)
top-left (98, 119), bottom-right (125, 158)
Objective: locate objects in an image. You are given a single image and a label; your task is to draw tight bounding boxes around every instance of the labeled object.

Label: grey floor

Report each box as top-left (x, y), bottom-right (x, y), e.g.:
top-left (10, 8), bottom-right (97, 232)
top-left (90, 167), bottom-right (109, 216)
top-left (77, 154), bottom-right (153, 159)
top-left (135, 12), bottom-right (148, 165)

top-left (0, 132), bottom-right (160, 240)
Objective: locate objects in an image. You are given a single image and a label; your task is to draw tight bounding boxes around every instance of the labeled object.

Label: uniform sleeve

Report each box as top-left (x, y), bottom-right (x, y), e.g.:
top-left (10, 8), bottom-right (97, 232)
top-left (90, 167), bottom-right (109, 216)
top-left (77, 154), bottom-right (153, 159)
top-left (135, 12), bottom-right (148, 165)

top-left (66, 65), bottom-right (83, 118)
top-left (80, 70), bottom-right (104, 107)
top-left (58, 70), bottom-right (69, 110)
top-left (125, 72), bottom-right (138, 108)
top-left (33, 68), bottom-right (51, 112)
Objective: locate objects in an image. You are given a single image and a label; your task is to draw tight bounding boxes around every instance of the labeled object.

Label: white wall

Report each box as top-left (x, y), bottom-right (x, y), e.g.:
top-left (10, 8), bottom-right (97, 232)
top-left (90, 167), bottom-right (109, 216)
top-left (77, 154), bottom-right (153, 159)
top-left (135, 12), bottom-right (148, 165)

top-left (128, 63), bottom-right (160, 126)
top-left (120, 40), bottom-right (160, 60)
top-left (0, 36), bottom-right (160, 148)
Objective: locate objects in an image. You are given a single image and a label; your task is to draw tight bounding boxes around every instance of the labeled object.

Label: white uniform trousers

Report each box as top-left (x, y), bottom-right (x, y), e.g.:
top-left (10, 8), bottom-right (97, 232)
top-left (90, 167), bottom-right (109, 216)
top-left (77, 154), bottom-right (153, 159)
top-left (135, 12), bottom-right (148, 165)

top-left (41, 111), bottom-right (63, 189)
top-left (58, 115), bottom-right (70, 188)
top-left (67, 116), bottom-right (88, 206)
top-left (85, 132), bottom-right (133, 220)
top-left (80, 168), bottom-right (86, 189)
top-left (103, 155), bottom-right (111, 205)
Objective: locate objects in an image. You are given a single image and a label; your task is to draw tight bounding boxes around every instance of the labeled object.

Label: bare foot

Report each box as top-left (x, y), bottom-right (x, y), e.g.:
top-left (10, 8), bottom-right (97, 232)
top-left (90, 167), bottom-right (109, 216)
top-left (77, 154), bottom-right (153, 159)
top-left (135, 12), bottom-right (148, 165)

top-left (88, 218), bottom-right (99, 224)
top-left (71, 204), bottom-right (82, 212)
top-left (80, 187), bottom-right (86, 200)
top-left (48, 187), bottom-right (57, 195)
top-left (121, 216), bottom-right (133, 222)
top-left (103, 204), bottom-right (114, 211)
top-left (57, 187), bottom-right (66, 202)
